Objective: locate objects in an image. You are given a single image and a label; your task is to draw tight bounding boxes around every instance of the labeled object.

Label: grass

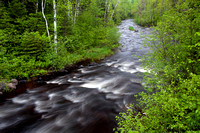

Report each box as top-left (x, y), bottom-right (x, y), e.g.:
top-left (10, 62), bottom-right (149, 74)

top-left (65, 46), bottom-right (115, 65)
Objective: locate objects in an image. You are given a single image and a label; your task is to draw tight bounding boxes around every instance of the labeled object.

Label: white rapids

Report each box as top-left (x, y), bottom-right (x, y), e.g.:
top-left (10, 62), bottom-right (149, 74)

top-left (0, 19), bottom-right (152, 133)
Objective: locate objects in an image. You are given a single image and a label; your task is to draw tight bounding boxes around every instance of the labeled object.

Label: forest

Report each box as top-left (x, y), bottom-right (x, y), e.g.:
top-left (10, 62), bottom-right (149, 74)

top-left (0, 0), bottom-right (133, 82)
top-left (0, 0), bottom-right (199, 132)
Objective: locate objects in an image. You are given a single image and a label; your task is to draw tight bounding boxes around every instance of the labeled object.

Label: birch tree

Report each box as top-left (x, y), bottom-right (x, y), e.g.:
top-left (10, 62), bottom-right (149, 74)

top-left (105, 0), bottom-right (111, 22)
top-left (110, 0), bottom-right (120, 21)
top-left (41, 0), bottom-right (51, 42)
top-left (74, 0), bottom-right (81, 24)
top-left (104, 0), bottom-right (108, 23)
top-left (68, 0), bottom-right (71, 20)
top-left (107, 0), bottom-right (111, 17)
top-left (53, 0), bottom-right (57, 48)
top-left (36, 0), bottom-right (38, 13)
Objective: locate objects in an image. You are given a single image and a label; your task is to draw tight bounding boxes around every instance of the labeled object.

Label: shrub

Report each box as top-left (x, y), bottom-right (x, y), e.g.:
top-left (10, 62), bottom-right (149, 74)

top-left (115, 1), bottom-right (200, 132)
top-left (129, 26), bottom-right (135, 31)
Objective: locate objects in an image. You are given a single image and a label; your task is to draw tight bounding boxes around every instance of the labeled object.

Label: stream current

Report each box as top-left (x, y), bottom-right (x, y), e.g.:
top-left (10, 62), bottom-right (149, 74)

top-left (0, 19), bottom-right (152, 133)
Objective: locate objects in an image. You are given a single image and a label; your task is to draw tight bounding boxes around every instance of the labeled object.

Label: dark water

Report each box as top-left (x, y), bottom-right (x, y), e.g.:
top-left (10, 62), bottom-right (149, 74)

top-left (0, 19), bottom-right (152, 133)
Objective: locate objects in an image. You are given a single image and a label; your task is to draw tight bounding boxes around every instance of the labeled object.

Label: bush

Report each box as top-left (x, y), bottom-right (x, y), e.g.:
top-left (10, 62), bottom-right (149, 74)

top-left (115, 75), bottom-right (200, 132)
top-left (115, 1), bottom-right (200, 132)
top-left (129, 26), bottom-right (135, 31)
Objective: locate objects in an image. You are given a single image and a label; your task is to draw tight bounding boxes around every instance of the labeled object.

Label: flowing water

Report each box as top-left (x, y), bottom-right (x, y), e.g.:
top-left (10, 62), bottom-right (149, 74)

top-left (0, 19), bottom-right (152, 133)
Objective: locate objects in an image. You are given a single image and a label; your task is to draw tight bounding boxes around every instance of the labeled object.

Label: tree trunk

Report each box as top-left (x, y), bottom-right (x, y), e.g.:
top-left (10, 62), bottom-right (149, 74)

top-left (71, 1), bottom-right (73, 24)
top-left (53, 0), bottom-right (57, 52)
top-left (77, 0), bottom-right (81, 18)
top-left (68, 0), bottom-right (70, 20)
top-left (104, 0), bottom-right (108, 23)
top-left (74, 0), bottom-right (81, 24)
top-left (107, 0), bottom-right (111, 21)
top-left (110, 0), bottom-right (120, 21)
top-left (41, 0), bottom-right (51, 43)
top-left (150, 0), bottom-right (152, 25)
top-left (36, 0), bottom-right (38, 13)
top-left (74, 0), bottom-right (77, 24)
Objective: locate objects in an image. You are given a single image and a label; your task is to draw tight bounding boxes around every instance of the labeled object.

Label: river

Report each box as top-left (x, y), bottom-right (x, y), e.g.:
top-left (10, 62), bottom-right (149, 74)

top-left (0, 19), bottom-right (152, 133)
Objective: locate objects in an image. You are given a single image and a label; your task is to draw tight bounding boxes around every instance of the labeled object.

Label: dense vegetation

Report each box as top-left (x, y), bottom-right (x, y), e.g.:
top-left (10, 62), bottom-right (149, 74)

top-left (116, 0), bottom-right (200, 132)
top-left (0, 0), bottom-right (133, 84)
top-left (1, 0), bottom-right (199, 131)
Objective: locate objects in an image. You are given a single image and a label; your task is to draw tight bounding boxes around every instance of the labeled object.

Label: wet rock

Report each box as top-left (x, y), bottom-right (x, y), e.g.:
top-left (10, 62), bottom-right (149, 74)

top-left (135, 29), bottom-right (138, 32)
top-left (7, 83), bottom-right (16, 89)
top-left (7, 79), bottom-right (18, 89)
top-left (0, 79), bottom-right (18, 94)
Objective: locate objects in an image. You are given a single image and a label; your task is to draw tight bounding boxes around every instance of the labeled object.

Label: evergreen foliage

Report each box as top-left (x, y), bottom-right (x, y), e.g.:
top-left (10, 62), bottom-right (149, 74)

top-left (116, 0), bottom-right (200, 132)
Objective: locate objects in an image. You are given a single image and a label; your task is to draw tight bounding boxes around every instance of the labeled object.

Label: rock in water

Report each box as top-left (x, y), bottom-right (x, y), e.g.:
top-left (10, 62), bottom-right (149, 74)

top-left (0, 79), bottom-right (18, 94)
top-left (7, 79), bottom-right (18, 89)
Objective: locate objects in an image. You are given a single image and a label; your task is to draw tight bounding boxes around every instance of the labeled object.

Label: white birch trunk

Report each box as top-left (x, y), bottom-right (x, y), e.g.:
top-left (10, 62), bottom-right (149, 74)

top-left (77, 0), bottom-right (81, 18)
top-left (53, 0), bottom-right (57, 48)
top-left (110, 0), bottom-right (120, 21)
top-left (41, 0), bottom-right (51, 43)
top-left (107, 0), bottom-right (111, 21)
top-left (74, 0), bottom-right (78, 24)
top-left (36, 0), bottom-right (38, 13)
top-left (71, 2), bottom-right (73, 23)
top-left (104, 0), bottom-right (108, 23)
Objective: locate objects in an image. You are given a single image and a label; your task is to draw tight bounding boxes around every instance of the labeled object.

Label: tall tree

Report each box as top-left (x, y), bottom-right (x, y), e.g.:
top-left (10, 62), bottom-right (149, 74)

top-left (53, 0), bottom-right (57, 51)
top-left (41, 0), bottom-right (51, 42)
top-left (110, 0), bottom-right (120, 21)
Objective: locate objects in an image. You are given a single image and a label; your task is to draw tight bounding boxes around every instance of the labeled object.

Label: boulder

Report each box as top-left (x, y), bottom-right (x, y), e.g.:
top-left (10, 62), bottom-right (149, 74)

top-left (0, 79), bottom-right (18, 94)
top-left (7, 79), bottom-right (18, 89)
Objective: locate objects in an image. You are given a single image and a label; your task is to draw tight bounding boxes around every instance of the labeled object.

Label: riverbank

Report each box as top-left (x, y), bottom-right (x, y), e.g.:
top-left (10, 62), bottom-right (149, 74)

top-left (116, 0), bottom-right (200, 132)
top-left (0, 19), bottom-right (151, 133)
top-left (0, 44), bottom-right (120, 101)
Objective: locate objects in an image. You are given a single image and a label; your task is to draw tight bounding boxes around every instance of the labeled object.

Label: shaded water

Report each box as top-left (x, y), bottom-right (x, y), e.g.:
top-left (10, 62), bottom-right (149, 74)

top-left (0, 19), bottom-right (152, 133)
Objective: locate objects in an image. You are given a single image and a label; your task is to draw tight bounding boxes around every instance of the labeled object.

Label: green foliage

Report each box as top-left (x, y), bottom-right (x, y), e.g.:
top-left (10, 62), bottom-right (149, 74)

top-left (116, 75), bottom-right (200, 132)
top-left (117, 0), bottom-right (134, 21)
top-left (116, 0), bottom-right (200, 132)
top-left (0, 0), bottom-right (121, 84)
top-left (19, 32), bottom-right (50, 57)
top-left (66, 8), bottom-right (120, 52)
top-left (132, 0), bottom-right (177, 26)
top-left (129, 26), bottom-right (135, 31)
